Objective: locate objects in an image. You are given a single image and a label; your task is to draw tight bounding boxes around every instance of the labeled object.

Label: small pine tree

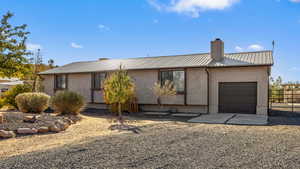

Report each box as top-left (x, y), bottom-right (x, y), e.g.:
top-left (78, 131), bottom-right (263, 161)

top-left (0, 12), bottom-right (31, 78)
top-left (103, 65), bottom-right (135, 123)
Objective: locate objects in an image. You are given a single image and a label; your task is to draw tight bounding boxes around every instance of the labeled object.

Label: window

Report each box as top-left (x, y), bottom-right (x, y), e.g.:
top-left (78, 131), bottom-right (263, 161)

top-left (55, 74), bottom-right (67, 89)
top-left (93, 72), bottom-right (106, 90)
top-left (160, 70), bottom-right (185, 93)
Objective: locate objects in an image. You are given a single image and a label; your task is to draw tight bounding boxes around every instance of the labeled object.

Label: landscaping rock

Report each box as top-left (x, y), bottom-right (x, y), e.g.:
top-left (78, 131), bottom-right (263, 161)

top-left (49, 124), bottom-right (61, 132)
top-left (23, 115), bottom-right (38, 123)
top-left (55, 120), bottom-right (69, 131)
top-left (17, 128), bottom-right (38, 134)
top-left (65, 118), bottom-right (74, 125)
top-left (0, 114), bottom-right (3, 124)
top-left (0, 130), bottom-right (16, 138)
top-left (37, 126), bottom-right (49, 133)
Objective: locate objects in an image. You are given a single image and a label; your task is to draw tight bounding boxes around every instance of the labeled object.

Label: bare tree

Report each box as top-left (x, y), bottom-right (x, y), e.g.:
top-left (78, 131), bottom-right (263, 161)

top-left (152, 80), bottom-right (176, 110)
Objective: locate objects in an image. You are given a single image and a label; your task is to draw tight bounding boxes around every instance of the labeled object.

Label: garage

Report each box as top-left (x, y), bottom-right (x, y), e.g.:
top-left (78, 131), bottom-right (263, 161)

top-left (219, 82), bottom-right (257, 114)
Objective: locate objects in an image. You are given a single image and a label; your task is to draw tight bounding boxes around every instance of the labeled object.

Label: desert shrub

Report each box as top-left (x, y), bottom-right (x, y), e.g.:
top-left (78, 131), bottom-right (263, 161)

top-left (51, 91), bottom-right (85, 115)
top-left (15, 92), bottom-right (50, 113)
top-left (0, 98), bottom-right (4, 109)
top-left (1, 84), bottom-right (32, 108)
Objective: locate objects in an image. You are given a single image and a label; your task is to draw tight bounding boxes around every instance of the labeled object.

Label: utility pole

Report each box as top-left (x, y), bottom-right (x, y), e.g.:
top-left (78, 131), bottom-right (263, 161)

top-left (272, 40), bottom-right (275, 52)
top-left (32, 49), bottom-right (42, 92)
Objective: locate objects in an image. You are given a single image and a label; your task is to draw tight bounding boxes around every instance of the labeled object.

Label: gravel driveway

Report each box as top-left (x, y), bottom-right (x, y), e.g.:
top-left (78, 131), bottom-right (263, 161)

top-left (1, 114), bottom-right (300, 169)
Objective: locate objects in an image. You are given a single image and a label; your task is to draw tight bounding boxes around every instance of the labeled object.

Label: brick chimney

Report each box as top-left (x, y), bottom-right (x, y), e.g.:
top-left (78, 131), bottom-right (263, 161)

top-left (211, 38), bottom-right (224, 62)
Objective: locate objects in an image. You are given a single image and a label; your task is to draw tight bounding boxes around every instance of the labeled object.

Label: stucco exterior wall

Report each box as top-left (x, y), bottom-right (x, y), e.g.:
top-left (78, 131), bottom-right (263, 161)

top-left (68, 74), bottom-right (92, 102)
top-left (128, 70), bottom-right (157, 104)
top-left (186, 68), bottom-right (207, 105)
top-left (209, 66), bottom-right (269, 115)
top-left (41, 75), bottom-right (54, 96)
top-left (128, 70), bottom-right (186, 105)
top-left (93, 91), bottom-right (105, 103)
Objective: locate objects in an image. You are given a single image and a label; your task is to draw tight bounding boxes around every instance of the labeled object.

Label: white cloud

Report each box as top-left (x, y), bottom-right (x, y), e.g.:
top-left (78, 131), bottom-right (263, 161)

top-left (98, 24), bottom-right (110, 31)
top-left (153, 19), bottom-right (159, 23)
top-left (235, 46), bottom-right (243, 52)
top-left (290, 0), bottom-right (300, 3)
top-left (26, 43), bottom-right (42, 51)
top-left (147, 0), bottom-right (164, 11)
top-left (148, 0), bottom-right (240, 18)
top-left (248, 44), bottom-right (264, 51)
top-left (70, 42), bottom-right (83, 49)
top-left (289, 67), bottom-right (300, 71)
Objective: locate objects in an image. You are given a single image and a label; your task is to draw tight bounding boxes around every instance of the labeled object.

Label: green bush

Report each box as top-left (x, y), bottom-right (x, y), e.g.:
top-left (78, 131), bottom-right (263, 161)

top-left (51, 91), bottom-right (85, 115)
top-left (15, 92), bottom-right (50, 113)
top-left (0, 98), bottom-right (4, 109)
top-left (1, 84), bottom-right (32, 108)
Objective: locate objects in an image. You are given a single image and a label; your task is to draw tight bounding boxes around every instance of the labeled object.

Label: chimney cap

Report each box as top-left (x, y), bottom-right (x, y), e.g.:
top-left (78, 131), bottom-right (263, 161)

top-left (215, 38), bottom-right (222, 41)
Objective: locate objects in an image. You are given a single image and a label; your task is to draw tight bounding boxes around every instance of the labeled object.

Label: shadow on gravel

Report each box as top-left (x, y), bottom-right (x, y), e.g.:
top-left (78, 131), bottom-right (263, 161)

top-left (82, 108), bottom-right (300, 126)
top-left (81, 108), bottom-right (190, 123)
top-left (268, 110), bottom-right (300, 126)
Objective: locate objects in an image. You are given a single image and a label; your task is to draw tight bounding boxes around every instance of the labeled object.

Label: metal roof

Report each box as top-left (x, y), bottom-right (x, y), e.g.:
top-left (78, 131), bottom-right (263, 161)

top-left (40, 50), bottom-right (273, 75)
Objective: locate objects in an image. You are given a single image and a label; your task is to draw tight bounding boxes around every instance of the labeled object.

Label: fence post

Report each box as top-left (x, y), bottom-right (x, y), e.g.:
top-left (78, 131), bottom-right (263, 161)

top-left (292, 89), bottom-right (294, 112)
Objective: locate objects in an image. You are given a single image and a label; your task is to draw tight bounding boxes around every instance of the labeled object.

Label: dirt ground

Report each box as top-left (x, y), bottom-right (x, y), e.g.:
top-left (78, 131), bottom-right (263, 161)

top-left (1, 112), bottom-right (300, 169)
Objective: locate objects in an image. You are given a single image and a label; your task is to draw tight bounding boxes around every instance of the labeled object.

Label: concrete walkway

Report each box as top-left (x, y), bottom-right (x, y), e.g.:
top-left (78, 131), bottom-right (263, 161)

top-left (188, 114), bottom-right (268, 125)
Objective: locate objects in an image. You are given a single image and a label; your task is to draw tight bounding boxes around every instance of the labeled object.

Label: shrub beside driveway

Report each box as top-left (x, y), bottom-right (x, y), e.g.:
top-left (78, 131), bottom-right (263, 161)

top-left (1, 113), bottom-right (300, 169)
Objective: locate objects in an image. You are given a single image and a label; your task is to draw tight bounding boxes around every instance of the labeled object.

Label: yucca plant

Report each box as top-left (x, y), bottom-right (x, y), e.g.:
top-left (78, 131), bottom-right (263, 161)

top-left (103, 65), bottom-right (135, 123)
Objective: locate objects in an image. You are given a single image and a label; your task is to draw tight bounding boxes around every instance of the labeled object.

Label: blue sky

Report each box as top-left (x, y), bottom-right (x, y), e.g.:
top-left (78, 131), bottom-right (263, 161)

top-left (1, 0), bottom-right (299, 82)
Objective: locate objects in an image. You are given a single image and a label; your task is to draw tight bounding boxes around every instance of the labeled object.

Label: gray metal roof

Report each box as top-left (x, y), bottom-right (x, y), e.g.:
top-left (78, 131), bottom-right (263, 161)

top-left (40, 51), bottom-right (273, 75)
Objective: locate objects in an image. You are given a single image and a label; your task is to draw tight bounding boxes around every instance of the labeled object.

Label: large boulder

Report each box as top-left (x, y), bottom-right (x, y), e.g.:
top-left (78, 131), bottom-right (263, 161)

top-left (0, 130), bottom-right (16, 138)
top-left (17, 128), bottom-right (38, 134)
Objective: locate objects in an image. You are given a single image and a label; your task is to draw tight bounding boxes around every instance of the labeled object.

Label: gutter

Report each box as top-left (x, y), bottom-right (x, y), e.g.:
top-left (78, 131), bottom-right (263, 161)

top-left (205, 68), bottom-right (210, 114)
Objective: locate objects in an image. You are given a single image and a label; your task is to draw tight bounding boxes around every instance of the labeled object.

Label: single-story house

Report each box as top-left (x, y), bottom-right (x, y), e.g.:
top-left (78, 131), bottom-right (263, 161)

top-left (40, 39), bottom-right (274, 115)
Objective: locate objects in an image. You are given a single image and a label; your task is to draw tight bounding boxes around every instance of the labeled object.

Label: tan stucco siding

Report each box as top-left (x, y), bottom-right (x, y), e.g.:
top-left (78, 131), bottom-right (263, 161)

top-left (209, 66), bottom-right (269, 115)
top-left (93, 91), bottom-right (105, 103)
top-left (128, 70), bottom-right (185, 105)
top-left (68, 74), bottom-right (91, 102)
top-left (128, 70), bottom-right (157, 104)
top-left (41, 75), bottom-right (54, 96)
top-left (186, 68), bottom-right (207, 105)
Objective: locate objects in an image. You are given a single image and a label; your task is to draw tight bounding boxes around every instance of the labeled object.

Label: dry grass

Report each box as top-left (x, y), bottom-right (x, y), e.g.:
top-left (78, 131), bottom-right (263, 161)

top-left (1, 113), bottom-right (300, 169)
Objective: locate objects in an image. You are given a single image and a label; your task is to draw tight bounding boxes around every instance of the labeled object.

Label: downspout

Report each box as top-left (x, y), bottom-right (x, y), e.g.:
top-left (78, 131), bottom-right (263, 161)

top-left (267, 67), bottom-right (271, 115)
top-left (205, 68), bottom-right (210, 114)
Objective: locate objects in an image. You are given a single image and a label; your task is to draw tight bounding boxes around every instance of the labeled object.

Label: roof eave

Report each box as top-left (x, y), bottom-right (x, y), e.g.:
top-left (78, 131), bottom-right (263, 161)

top-left (39, 64), bottom-right (273, 75)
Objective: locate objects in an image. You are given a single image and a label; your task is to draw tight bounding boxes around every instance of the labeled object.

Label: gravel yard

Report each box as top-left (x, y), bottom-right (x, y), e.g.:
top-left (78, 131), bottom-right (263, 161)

top-left (1, 113), bottom-right (300, 169)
